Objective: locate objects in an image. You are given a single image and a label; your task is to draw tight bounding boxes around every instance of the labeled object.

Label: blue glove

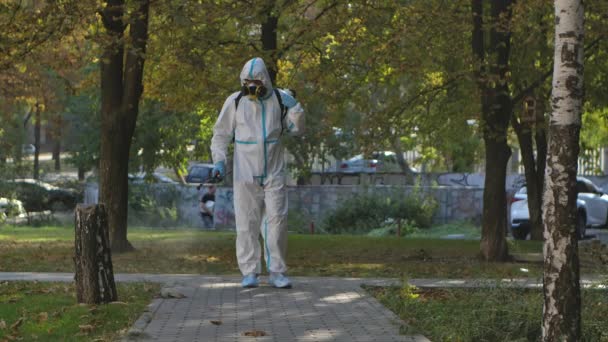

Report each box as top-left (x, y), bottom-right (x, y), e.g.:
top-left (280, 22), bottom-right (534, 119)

top-left (212, 161), bottom-right (225, 179)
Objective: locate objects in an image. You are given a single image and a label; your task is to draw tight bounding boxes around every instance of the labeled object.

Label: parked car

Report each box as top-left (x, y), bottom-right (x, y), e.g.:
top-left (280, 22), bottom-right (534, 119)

top-left (21, 144), bottom-right (36, 156)
top-left (128, 172), bottom-right (178, 184)
top-left (185, 163), bottom-right (214, 184)
top-left (510, 177), bottom-right (608, 240)
top-left (337, 151), bottom-right (413, 173)
top-left (1, 179), bottom-right (80, 212)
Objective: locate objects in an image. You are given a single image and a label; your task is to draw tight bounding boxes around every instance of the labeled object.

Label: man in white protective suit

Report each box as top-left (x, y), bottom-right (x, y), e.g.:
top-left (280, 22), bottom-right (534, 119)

top-left (210, 57), bottom-right (304, 288)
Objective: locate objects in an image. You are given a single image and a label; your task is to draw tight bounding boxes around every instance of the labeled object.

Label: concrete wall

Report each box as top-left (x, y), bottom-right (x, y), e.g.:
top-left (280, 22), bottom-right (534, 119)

top-left (284, 185), bottom-right (485, 230)
top-left (85, 183), bottom-right (485, 229)
top-left (84, 173), bottom-right (608, 230)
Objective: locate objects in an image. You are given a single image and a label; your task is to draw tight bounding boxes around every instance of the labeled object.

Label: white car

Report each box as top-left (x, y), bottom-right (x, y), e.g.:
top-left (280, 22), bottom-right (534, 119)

top-left (337, 151), bottom-right (414, 174)
top-left (510, 177), bottom-right (608, 240)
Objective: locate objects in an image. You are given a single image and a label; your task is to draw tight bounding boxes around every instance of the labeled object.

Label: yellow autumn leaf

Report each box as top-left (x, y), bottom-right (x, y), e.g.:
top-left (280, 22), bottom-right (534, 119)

top-left (38, 312), bottom-right (48, 323)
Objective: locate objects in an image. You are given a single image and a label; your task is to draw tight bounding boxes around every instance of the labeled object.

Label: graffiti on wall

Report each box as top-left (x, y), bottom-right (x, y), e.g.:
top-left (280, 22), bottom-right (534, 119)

top-left (214, 188), bottom-right (235, 228)
top-left (435, 173), bottom-right (525, 192)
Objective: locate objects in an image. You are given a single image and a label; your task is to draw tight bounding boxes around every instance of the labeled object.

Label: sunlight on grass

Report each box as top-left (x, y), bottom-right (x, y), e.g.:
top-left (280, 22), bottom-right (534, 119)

top-left (1, 224), bottom-right (602, 278)
top-left (408, 221), bottom-right (482, 239)
top-left (368, 286), bottom-right (608, 341)
top-left (0, 281), bottom-right (159, 341)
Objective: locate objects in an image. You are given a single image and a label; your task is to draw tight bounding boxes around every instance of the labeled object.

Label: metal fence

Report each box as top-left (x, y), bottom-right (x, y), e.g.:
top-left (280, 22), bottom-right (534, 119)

top-left (515, 147), bottom-right (606, 176)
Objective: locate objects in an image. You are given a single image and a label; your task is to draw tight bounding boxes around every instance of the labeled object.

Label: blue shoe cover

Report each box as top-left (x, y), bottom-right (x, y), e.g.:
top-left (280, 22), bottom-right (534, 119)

top-left (269, 273), bottom-right (292, 289)
top-left (241, 273), bottom-right (259, 288)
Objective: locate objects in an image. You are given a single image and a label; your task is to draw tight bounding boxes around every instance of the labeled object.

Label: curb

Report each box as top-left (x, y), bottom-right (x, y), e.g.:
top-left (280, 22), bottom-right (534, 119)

top-left (122, 296), bottom-right (165, 341)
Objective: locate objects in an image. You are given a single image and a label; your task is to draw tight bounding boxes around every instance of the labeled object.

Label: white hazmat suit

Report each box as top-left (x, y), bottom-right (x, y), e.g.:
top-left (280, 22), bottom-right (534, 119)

top-left (211, 57), bottom-right (304, 277)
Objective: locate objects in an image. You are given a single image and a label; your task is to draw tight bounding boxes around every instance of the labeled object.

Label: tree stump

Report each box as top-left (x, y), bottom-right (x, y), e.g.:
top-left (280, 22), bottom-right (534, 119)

top-left (74, 204), bottom-right (118, 304)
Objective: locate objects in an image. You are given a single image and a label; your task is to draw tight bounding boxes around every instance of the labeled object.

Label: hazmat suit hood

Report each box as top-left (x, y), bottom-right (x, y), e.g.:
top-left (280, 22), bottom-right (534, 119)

top-left (240, 58), bottom-right (273, 94)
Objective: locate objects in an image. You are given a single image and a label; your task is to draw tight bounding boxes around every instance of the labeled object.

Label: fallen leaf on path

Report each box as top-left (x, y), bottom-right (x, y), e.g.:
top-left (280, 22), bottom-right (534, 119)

top-left (79, 324), bottom-right (95, 334)
top-left (0, 320), bottom-right (6, 329)
top-left (210, 320), bottom-right (222, 325)
top-left (243, 330), bottom-right (267, 337)
top-left (10, 318), bottom-right (23, 331)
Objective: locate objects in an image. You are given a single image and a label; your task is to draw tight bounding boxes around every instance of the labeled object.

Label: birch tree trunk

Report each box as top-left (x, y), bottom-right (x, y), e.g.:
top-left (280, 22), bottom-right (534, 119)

top-left (542, 0), bottom-right (584, 340)
top-left (74, 204), bottom-right (118, 304)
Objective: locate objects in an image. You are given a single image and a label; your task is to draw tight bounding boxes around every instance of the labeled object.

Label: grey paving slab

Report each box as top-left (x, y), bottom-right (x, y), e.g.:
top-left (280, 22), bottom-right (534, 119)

top-left (123, 277), bottom-right (425, 342)
top-left (2, 272), bottom-right (606, 341)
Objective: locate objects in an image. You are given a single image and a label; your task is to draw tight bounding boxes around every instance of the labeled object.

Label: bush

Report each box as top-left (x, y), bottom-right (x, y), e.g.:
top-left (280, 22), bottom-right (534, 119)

top-left (322, 191), bottom-right (438, 235)
top-left (287, 210), bottom-right (317, 234)
top-left (128, 184), bottom-right (179, 227)
top-left (366, 219), bottom-right (419, 237)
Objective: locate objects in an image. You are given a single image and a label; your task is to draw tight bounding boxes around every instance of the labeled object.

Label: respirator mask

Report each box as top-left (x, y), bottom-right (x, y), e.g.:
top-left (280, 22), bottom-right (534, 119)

top-left (241, 81), bottom-right (267, 100)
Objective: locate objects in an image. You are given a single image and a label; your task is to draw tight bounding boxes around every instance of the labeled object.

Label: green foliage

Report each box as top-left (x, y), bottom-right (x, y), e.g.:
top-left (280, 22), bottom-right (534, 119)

top-left (130, 100), bottom-right (208, 177)
top-left (0, 108), bottom-right (27, 163)
top-left (128, 184), bottom-right (179, 227)
top-left (287, 210), bottom-right (316, 234)
top-left (369, 286), bottom-right (608, 342)
top-left (63, 90), bottom-right (100, 174)
top-left (366, 220), bottom-right (418, 237)
top-left (322, 191), bottom-right (437, 234)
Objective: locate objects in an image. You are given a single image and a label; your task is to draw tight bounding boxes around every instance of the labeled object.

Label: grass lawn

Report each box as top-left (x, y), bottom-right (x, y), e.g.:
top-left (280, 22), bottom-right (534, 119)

top-left (0, 224), bottom-right (605, 279)
top-left (0, 281), bottom-right (159, 341)
top-left (367, 285), bottom-right (608, 341)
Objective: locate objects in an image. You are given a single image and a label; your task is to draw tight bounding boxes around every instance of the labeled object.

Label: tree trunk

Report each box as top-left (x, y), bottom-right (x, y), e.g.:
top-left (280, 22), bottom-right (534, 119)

top-left (33, 104), bottom-right (41, 180)
top-left (261, 11), bottom-right (279, 84)
top-left (529, 98), bottom-right (548, 241)
top-left (392, 137), bottom-right (415, 184)
top-left (78, 166), bottom-right (85, 181)
top-left (480, 132), bottom-right (511, 261)
top-left (512, 114), bottom-right (545, 241)
top-left (53, 140), bottom-right (60, 171)
top-left (473, 0), bottom-right (514, 261)
top-left (49, 114), bottom-right (62, 171)
top-left (542, 0), bottom-right (584, 340)
top-left (74, 204), bottom-right (118, 304)
top-left (99, 0), bottom-right (150, 253)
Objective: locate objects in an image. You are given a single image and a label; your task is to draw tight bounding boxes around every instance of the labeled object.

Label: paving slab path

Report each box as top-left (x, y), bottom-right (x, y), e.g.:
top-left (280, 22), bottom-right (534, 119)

top-left (2, 273), bottom-right (606, 342)
top-left (0, 273), bottom-right (427, 342)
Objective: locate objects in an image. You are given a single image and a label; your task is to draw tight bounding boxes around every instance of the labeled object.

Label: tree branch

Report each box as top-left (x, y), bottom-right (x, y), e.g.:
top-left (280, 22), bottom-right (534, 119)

top-left (512, 36), bottom-right (603, 105)
top-left (277, 1), bottom-right (339, 59)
